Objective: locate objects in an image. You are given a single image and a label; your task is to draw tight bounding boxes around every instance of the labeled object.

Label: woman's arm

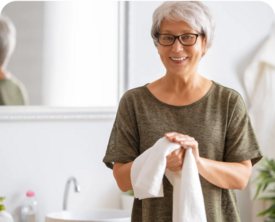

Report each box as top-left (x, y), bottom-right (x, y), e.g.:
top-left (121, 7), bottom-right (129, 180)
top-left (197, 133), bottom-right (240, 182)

top-left (113, 162), bottom-right (134, 192)
top-left (196, 158), bottom-right (252, 190)
top-left (164, 133), bottom-right (253, 190)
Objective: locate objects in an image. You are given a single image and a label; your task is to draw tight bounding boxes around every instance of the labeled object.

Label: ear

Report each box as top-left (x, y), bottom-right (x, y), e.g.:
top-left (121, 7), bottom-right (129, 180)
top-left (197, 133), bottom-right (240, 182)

top-left (202, 37), bottom-right (208, 55)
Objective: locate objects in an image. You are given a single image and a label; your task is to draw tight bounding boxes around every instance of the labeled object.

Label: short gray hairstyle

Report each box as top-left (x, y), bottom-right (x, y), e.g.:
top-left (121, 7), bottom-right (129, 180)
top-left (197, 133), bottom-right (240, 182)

top-left (151, 1), bottom-right (215, 56)
top-left (0, 15), bottom-right (16, 67)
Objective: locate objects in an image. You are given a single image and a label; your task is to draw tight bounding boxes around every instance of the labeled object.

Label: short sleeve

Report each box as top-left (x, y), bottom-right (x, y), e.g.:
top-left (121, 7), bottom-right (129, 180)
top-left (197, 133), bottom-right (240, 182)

top-left (224, 94), bottom-right (263, 166)
top-left (103, 92), bottom-right (140, 170)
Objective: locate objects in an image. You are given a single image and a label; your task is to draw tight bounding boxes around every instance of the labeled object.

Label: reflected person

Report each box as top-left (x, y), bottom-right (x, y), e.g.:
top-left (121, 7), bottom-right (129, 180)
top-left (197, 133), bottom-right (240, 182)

top-left (0, 15), bottom-right (28, 105)
top-left (103, 1), bottom-right (263, 222)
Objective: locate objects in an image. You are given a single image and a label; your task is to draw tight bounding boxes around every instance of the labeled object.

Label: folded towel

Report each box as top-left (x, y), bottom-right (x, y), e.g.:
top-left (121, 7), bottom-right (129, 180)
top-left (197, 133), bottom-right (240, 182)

top-left (131, 136), bottom-right (207, 222)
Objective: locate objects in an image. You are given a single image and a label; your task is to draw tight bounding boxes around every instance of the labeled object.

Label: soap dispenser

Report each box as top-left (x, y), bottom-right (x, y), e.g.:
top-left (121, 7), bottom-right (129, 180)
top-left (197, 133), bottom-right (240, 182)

top-left (0, 197), bottom-right (14, 222)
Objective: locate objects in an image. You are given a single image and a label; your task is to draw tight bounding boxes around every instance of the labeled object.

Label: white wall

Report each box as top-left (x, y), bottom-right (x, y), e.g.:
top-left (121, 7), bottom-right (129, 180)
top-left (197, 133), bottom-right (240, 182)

top-left (0, 1), bottom-right (274, 222)
top-left (0, 119), bottom-right (121, 222)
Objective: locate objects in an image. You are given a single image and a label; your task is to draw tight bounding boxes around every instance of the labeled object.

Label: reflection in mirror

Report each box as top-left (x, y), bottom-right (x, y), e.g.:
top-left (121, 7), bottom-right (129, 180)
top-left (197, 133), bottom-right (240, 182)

top-left (1, 1), bottom-right (119, 107)
top-left (0, 15), bottom-right (29, 105)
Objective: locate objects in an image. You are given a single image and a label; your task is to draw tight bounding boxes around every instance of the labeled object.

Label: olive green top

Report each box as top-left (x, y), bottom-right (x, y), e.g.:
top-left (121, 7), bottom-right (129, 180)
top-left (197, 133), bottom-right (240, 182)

top-left (103, 80), bottom-right (263, 222)
top-left (0, 76), bottom-right (28, 105)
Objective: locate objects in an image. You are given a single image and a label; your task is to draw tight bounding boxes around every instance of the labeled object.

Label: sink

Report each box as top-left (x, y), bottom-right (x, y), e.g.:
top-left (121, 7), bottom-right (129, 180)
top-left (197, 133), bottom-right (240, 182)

top-left (46, 209), bottom-right (131, 222)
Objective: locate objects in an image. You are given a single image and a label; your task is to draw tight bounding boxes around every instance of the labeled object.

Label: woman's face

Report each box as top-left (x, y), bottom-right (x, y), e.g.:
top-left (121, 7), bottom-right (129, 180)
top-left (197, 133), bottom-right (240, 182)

top-left (157, 19), bottom-right (207, 76)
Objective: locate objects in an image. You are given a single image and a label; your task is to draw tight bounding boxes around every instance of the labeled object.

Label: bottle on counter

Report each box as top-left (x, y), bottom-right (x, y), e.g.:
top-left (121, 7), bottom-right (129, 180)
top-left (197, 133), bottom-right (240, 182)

top-left (20, 190), bottom-right (38, 222)
top-left (0, 197), bottom-right (14, 222)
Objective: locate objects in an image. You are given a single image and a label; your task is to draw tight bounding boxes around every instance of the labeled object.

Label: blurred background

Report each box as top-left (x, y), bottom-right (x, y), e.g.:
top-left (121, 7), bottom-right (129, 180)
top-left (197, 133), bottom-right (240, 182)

top-left (1, 1), bottom-right (118, 107)
top-left (0, 1), bottom-right (274, 222)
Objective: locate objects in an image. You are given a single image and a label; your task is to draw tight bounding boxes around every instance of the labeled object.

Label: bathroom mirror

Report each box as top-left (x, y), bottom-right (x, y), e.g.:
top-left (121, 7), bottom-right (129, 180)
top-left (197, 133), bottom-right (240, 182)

top-left (0, 1), bottom-right (125, 109)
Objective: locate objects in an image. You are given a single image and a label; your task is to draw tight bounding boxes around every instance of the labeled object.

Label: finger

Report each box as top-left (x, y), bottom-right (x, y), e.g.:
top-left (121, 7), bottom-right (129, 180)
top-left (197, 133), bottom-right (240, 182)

top-left (165, 132), bottom-right (177, 137)
top-left (167, 133), bottom-right (183, 142)
top-left (171, 152), bottom-right (184, 163)
top-left (178, 139), bottom-right (195, 145)
top-left (175, 135), bottom-right (194, 142)
top-left (171, 166), bottom-right (182, 172)
top-left (172, 134), bottom-right (194, 143)
top-left (182, 137), bottom-right (195, 141)
top-left (170, 151), bottom-right (182, 160)
top-left (168, 154), bottom-right (183, 166)
top-left (169, 148), bottom-right (182, 156)
top-left (175, 147), bottom-right (184, 155)
top-left (179, 147), bottom-right (185, 156)
top-left (170, 161), bottom-right (181, 170)
top-left (167, 136), bottom-right (180, 142)
top-left (180, 140), bottom-right (198, 149)
top-left (180, 140), bottom-right (197, 144)
top-left (165, 133), bottom-right (180, 142)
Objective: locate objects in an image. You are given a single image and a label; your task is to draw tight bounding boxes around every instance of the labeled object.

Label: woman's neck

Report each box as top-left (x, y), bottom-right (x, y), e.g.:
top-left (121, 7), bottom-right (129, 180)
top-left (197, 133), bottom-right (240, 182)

top-left (160, 73), bottom-right (204, 94)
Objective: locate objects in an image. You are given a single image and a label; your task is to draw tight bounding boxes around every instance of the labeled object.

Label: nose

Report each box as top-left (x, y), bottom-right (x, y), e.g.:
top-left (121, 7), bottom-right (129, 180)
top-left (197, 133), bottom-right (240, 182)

top-left (172, 38), bottom-right (184, 52)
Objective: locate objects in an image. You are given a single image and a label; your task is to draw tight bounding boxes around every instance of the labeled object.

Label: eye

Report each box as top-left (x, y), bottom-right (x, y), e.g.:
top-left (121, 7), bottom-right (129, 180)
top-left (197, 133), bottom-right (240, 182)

top-left (161, 36), bottom-right (173, 40)
top-left (183, 35), bottom-right (193, 39)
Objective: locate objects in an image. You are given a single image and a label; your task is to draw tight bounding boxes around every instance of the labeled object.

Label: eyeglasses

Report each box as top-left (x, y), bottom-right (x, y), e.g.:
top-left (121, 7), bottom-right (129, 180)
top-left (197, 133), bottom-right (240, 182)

top-left (156, 33), bottom-right (205, 46)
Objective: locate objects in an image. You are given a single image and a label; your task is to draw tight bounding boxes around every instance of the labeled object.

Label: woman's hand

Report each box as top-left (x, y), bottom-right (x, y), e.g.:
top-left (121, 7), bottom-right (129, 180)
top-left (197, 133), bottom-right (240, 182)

top-left (165, 132), bottom-right (201, 165)
top-left (165, 147), bottom-right (186, 172)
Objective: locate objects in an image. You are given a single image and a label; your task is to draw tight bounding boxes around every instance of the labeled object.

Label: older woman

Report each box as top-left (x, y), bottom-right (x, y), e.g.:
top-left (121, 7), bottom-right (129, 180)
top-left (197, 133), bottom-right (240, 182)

top-left (0, 15), bottom-right (28, 105)
top-left (103, 1), bottom-right (263, 222)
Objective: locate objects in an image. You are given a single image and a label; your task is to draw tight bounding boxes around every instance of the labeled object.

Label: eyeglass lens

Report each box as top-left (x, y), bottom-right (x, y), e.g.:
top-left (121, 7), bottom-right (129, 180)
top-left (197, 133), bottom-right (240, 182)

top-left (159, 34), bottom-right (196, 46)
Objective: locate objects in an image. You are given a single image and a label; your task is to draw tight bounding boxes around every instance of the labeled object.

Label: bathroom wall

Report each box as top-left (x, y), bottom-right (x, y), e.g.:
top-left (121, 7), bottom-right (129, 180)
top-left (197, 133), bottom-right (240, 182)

top-left (0, 119), bottom-right (120, 222)
top-left (0, 1), bottom-right (274, 222)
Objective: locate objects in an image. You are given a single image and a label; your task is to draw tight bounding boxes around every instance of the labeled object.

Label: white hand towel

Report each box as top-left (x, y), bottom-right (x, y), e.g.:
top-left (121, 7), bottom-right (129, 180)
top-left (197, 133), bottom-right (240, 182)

top-left (131, 136), bottom-right (207, 222)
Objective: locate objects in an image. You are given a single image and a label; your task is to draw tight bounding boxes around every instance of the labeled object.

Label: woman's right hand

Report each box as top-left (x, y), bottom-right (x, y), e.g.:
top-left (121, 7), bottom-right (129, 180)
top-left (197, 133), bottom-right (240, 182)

top-left (166, 147), bottom-right (186, 172)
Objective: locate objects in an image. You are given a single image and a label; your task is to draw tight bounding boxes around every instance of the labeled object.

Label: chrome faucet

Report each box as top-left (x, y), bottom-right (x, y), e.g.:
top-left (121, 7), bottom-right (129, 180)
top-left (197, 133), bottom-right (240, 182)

top-left (63, 176), bottom-right (81, 210)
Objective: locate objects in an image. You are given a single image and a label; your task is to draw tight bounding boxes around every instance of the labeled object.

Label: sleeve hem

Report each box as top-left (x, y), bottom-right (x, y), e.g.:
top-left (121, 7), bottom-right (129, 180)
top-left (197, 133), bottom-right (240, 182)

top-left (225, 150), bottom-right (263, 166)
top-left (103, 155), bottom-right (136, 170)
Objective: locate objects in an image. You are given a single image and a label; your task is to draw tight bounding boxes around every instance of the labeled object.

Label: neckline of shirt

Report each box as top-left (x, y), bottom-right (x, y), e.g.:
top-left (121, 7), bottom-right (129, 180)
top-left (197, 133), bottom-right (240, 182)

top-left (142, 80), bottom-right (216, 109)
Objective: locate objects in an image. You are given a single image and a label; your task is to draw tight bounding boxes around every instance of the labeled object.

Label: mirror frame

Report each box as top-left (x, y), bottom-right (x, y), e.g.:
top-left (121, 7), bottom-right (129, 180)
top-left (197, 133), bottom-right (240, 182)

top-left (0, 106), bottom-right (117, 120)
top-left (0, 2), bottom-right (129, 121)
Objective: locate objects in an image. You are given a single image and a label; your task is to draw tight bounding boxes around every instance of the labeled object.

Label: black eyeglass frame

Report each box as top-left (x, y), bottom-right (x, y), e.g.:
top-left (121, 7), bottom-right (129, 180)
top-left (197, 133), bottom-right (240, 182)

top-left (156, 33), bottom-right (205, 46)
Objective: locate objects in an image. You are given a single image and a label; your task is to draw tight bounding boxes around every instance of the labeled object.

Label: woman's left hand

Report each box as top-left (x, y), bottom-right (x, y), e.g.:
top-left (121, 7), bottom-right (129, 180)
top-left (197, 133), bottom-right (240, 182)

top-left (164, 132), bottom-right (201, 164)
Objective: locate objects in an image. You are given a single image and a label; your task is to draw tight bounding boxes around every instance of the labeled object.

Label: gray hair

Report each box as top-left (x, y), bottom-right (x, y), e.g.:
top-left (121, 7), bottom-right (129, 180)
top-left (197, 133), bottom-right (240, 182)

top-left (151, 1), bottom-right (215, 57)
top-left (0, 15), bottom-right (16, 67)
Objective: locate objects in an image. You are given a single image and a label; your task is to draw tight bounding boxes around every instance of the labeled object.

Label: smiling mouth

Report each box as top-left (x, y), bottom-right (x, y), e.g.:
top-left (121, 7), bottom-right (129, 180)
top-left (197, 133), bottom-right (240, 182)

top-left (170, 57), bottom-right (188, 61)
